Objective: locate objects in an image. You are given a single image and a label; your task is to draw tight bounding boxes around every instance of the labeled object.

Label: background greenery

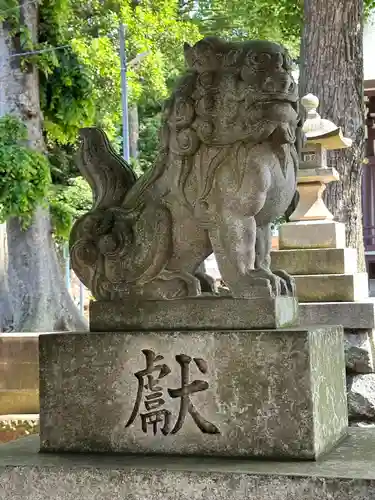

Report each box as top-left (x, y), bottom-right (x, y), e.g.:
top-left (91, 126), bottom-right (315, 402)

top-left (1, 0), bottom-right (374, 238)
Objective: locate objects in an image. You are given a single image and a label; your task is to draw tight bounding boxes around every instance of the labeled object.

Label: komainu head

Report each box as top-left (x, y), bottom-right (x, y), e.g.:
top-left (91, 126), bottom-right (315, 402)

top-left (162, 36), bottom-right (300, 157)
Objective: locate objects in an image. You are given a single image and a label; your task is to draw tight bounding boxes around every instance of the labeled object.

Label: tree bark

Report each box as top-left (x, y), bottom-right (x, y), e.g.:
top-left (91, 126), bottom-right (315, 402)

top-left (299, 0), bottom-right (366, 271)
top-left (0, 1), bottom-right (87, 332)
top-left (0, 224), bottom-right (12, 331)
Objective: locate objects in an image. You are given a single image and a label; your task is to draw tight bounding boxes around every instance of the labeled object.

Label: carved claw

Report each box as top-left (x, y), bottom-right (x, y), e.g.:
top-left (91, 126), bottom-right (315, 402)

top-left (242, 268), bottom-right (297, 297)
top-left (229, 270), bottom-right (276, 299)
top-left (272, 269), bottom-right (296, 296)
top-left (246, 269), bottom-right (285, 296)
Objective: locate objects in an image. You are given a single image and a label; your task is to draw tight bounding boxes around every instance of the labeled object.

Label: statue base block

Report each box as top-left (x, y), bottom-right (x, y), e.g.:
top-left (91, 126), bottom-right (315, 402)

top-left (39, 325), bottom-right (347, 460)
top-left (89, 296), bottom-right (299, 332)
top-left (2, 431), bottom-right (375, 499)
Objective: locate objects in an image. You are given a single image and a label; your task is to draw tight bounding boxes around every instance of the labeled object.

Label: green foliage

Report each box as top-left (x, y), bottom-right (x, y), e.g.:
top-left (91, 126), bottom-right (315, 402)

top-left (48, 177), bottom-right (93, 240)
top-left (47, 142), bottom-right (79, 185)
top-left (137, 113), bottom-right (161, 173)
top-left (0, 0), bottom-right (20, 29)
top-left (0, 116), bottom-right (51, 226)
top-left (34, 0), bottom-right (201, 146)
top-left (192, 0), bottom-right (375, 56)
top-left (40, 47), bottom-right (96, 144)
top-left (2, 0), bottom-right (375, 235)
top-left (190, 0), bottom-right (301, 55)
top-left (365, 0), bottom-right (375, 16)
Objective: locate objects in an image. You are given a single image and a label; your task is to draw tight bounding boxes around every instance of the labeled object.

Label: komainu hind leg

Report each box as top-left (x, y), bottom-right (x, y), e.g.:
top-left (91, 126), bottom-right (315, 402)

top-left (255, 224), bottom-right (296, 296)
top-left (208, 213), bottom-right (295, 298)
top-left (208, 214), bottom-right (274, 298)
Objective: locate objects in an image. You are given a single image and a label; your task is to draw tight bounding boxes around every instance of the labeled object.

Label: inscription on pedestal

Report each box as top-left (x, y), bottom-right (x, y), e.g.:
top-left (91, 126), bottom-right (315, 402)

top-left (39, 328), bottom-right (347, 459)
top-left (126, 349), bottom-right (220, 436)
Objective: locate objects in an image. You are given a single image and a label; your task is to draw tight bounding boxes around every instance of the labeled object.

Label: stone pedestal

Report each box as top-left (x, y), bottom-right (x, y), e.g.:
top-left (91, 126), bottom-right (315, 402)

top-left (39, 306), bottom-right (347, 459)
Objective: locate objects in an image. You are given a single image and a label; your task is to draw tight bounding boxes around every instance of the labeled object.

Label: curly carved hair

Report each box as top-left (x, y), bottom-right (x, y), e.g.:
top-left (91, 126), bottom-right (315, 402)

top-left (160, 36), bottom-right (298, 158)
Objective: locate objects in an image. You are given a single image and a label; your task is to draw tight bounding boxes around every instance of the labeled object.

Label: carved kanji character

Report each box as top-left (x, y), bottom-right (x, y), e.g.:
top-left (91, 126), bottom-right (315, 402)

top-left (140, 409), bottom-right (172, 436)
top-left (126, 349), bottom-right (171, 433)
top-left (168, 354), bottom-right (220, 435)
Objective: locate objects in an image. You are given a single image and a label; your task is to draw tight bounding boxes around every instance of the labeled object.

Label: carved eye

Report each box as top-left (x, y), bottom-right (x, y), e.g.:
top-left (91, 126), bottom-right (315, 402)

top-left (248, 52), bottom-right (272, 66)
top-left (198, 71), bottom-right (214, 88)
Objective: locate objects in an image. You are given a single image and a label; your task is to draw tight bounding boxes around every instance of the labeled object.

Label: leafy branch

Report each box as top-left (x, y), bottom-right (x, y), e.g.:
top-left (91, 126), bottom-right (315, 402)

top-left (0, 115), bottom-right (51, 227)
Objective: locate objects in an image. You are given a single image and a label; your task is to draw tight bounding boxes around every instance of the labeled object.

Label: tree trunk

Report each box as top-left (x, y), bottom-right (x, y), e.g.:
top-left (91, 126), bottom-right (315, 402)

top-left (0, 224), bottom-right (12, 331)
top-left (0, 1), bottom-right (87, 332)
top-left (299, 0), bottom-right (366, 271)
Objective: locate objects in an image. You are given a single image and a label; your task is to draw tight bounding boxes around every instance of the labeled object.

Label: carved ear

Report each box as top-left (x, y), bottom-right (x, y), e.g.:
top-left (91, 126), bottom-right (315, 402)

top-left (184, 42), bottom-right (194, 68)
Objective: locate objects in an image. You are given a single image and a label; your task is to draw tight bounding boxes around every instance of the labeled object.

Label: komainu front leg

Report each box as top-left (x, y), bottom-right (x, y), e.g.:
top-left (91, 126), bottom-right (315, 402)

top-left (255, 223), bottom-right (296, 296)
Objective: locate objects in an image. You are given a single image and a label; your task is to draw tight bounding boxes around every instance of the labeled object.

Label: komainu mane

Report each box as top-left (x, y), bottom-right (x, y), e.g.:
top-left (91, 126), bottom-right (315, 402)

top-left (70, 36), bottom-right (303, 300)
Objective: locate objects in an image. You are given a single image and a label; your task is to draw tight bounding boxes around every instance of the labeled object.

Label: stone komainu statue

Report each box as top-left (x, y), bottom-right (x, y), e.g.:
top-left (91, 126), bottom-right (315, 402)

top-left (70, 37), bottom-right (303, 300)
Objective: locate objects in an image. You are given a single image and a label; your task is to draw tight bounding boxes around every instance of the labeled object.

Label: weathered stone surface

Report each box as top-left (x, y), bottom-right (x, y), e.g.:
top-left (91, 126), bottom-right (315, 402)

top-left (348, 374), bottom-right (375, 420)
top-left (89, 297), bottom-right (299, 332)
top-left (70, 37), bottom-right (301, 301)
top-left (293, 273), bottom-right (368, 302)
top-left (2, 430), bottom-right (375, 499)
top-left (345, 331), bottom-right (375, 374)
top-left (39, 327), bottom-right (347, 460)
top-left (279, 221), bottom-right (346, 250)
top-left (0, 334), bottom-right (39, 414)
top-left (299, 301), bottom-right (375, 329)
top-left (271, 248), bottom-right (357, 275)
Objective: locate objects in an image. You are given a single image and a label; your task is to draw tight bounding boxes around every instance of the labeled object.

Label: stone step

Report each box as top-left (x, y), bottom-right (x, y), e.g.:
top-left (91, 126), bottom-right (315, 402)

top-left (299, 301), bottom-right (375, 329)
top-left (293, 273), bottom-right (369, 302)
top-left (271, 248), bottom-right (357, 275)
top-left (279, 220), bottom-right (346, 249)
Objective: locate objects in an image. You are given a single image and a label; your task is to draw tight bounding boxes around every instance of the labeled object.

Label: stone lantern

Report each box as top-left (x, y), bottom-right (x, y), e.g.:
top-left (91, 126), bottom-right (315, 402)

top-left (290, 93), bottom-right (352, 222)
top-left (272, 93), bottom-right (368, 303)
